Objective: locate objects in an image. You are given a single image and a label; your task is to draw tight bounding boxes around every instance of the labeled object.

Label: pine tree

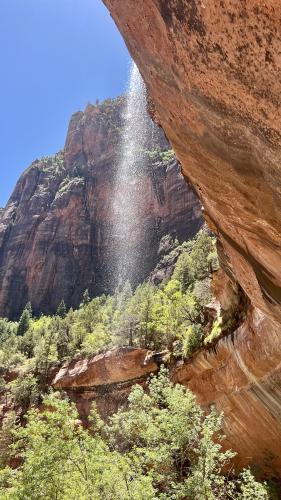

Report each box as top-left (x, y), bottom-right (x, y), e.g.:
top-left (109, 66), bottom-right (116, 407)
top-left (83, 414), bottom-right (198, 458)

top-left (56, 300), bottom-right (67, 319)
top-left (25, 301), bottom-right (32, 317)
top-left (17, 304), bottom-right (32, 336)
top-left (82, 289), bottom-right (90, 306)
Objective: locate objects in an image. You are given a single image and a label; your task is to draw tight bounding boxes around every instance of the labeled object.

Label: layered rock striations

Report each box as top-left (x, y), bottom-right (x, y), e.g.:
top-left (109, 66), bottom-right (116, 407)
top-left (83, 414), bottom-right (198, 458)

top-left (0, 99), bottom-right (202, 319)
top-left (51, 347), bottom-right (164, 420)
top-left (174, 307), bottom-right (281, 475)
top-left (103, 0), bottom-right (281, 474)
top-left (103, 0), bottom-right (281, 325)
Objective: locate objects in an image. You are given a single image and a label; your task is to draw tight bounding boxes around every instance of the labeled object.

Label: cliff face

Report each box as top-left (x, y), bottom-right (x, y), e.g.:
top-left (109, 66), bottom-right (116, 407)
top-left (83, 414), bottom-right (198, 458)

top-left (103, 0), bottom-right (281, 325)
top-left (174, 308), bottom-right (281, 475)
top-left (102, 0), bottom-right (281, 474)
top-left (0, 99), bottom-right (202, 319)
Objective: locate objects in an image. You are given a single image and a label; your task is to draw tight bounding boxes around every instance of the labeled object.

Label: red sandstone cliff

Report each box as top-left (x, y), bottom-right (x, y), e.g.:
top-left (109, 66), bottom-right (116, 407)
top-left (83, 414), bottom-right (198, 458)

top-left (102, 0), bottom-right (281, 475)
top-left (103, 0), bottom-right (281, 325)
top-left (0, 98), bottom-right (202, 319)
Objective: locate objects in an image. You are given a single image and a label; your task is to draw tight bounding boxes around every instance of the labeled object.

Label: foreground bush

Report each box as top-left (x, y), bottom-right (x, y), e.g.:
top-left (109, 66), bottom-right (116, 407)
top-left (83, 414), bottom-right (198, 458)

top-left (0, 370), bottom-right (269, 499)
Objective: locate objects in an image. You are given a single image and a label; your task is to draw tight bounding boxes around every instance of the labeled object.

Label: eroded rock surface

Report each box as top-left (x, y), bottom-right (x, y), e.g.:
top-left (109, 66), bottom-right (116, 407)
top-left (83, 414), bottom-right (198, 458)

top-left (103, 0), bottom-right (281, 324)
top-left (103, 0), bottom-right (281, 474)
top-left (174, 308), bottom-right (281, 475)
top-left (0, 99), bottom-right (202, 318)
top-left (52, 347), bottom-right (159, 389)
top-left (51, 347), bottom-right (169, 420)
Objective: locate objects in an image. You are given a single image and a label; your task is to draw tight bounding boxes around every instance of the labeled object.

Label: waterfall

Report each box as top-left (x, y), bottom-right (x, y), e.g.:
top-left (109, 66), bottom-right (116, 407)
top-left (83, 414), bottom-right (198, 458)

top-left (111, 62), bottom-right (154, 289)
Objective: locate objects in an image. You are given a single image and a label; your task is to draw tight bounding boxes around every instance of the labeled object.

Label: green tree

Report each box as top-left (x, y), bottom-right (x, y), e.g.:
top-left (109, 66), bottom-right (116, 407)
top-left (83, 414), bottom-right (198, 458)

top-left (81, 289), bottom-right (91, 307)
top-left (8, 374), bottom-right (40, 413)
top-left (17, 304), bottom-right (32, 337)
top-left (0, 373), bottom-right (269, 499)
top-left (107, 369), bottom-right (269, 499)
top-left (25, 302), bottom-right (33, 317)
top-left (0, 394), bottom-right (155, 499)
top-left (56, 300), bottom-right (67, 319)
top-left (34, 328), bottom-right (58, 387)
top-left (0, 411), bottom-right (17, 467)
top-left (173, 230), bottom-right (217, 292)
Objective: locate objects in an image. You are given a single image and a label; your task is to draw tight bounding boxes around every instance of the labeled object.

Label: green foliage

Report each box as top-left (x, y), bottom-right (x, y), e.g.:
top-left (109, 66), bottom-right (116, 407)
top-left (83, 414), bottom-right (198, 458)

top-left (145, 146), bottom-right (162, 161)
top-left (0, 411), bottom-right (17, 468)
top-left (80, 324), bottom-right (111, 355)
top-left (17, 304), bottom-right (32, 337)
top-left (0, 230), bottom-right (220, 395)
top-left (145, 148), bottom-right (175, 164)
top-left (173, 230), bottom-right (218, 291)
top-left (56, 300), bottom-right (67, 319)
top-left (237, 469), bottom-right (269, 499)
top-left (0, 394), bottom-right (155, 499)
top-left (178, 324), bottom-right (203, 358)
top-left (39, 151), bottom-right (65, 174)
top-left (160, 148), bottom-right (175, 162)
top-left (204, 316), bottom-right (223, 345)
top-left (8, 374), bottom-right (40, 412)
top-left (81, 289), bottom-right (90, 307)
top-left (0, 372), bottom-right (268, 499)
top-left (107, 368), bottom-right (236, 499)
top-left (0, 319), bottom-right (17, 346)
top-left (58, 175), bottom-right (85, 194)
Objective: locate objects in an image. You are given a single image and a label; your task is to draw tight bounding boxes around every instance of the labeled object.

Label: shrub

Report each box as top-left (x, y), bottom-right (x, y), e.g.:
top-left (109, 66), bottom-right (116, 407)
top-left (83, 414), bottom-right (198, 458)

top-left (8, 374), bottom-right (40, 412)
top-left (180, 324), bottom-right (203, 358)
top-left (0, 372), bottom-right (269, 499)
top-left (204, 316), bottom-right (223, 345)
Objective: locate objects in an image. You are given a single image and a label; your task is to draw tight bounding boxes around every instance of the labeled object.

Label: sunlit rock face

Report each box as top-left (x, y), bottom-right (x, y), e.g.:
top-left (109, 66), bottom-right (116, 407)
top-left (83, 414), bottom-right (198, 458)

top-left (52, 347), bottom-right (159, 389)
top-left (0, 99), bottom-right (202, 319)
top-left (103, 0), bottom-right (281, 324)
top-left (51, 347), bottom-right (168, 421)
top-left (174, 308), bottom-right (281, 475)
top-left (103, 0), bottom-right (281, 474)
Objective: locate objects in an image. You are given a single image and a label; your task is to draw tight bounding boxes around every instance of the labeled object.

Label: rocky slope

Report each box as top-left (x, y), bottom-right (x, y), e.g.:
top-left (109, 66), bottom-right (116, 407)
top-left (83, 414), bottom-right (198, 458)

top-left (102, 0), bottom-right (281, 475)
top-left (0, 98), bottom-right (202, 319)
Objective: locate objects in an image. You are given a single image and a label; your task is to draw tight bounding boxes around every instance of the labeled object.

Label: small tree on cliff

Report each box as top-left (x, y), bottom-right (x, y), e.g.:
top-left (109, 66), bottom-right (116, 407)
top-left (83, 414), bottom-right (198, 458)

top-left (81, 289), bottom-right (91, 307)
top-left (17, 303), bottom-right (32, 336)
top-left (56, 300), bottom-right (67, 319)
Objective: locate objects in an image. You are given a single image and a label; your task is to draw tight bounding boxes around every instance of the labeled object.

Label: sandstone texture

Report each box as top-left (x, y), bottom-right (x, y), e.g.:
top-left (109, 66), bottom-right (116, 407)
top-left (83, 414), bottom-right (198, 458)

top-left (103, 0), bottom-right (281, 324)
top-left (103, 0), bottom-right (281, 474)
top-left (52, 347), bottom-right (159, 389)
top-left (174, 309), bottom-right (281, 475)
top-left (51, 347), bottom-right (169, 421)
top-left (0, 99), bottom-right (202, 318)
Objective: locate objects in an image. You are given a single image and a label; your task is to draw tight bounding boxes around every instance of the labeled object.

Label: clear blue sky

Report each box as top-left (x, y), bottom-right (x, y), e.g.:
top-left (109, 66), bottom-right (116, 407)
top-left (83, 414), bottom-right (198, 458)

top-left (0, 0), bottom-right (130, 207)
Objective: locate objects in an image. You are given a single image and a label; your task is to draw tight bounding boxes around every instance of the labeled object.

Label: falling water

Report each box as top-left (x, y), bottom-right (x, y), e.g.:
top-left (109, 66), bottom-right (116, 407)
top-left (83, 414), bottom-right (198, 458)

top-left (111, 62), bottom-right (154, 289)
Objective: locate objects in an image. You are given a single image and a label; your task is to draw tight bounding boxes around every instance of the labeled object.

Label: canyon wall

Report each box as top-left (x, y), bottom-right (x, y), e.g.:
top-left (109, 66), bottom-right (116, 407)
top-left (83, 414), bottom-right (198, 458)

top-left (0, 98), bottom-right (202, 319)
top-left (103, 0), bottom-right (281, 475)
top-left (103, 0), bottom-right (281, 325)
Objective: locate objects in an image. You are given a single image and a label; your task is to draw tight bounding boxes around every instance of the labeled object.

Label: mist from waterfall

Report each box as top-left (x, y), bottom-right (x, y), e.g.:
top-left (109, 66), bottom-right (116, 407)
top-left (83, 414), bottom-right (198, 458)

top-left (111, 62), bottom-right (154, 290)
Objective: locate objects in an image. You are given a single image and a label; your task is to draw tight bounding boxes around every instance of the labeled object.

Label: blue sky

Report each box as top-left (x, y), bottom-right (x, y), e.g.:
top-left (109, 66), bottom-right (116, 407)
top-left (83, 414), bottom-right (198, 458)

top-left (0, 0), bottom-right (130, 206)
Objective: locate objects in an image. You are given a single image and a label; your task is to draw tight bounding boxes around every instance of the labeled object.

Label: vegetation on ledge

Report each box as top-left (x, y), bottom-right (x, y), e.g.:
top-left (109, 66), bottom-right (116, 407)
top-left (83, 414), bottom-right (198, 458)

top-left (0, 231), bottom-right (218, 383)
